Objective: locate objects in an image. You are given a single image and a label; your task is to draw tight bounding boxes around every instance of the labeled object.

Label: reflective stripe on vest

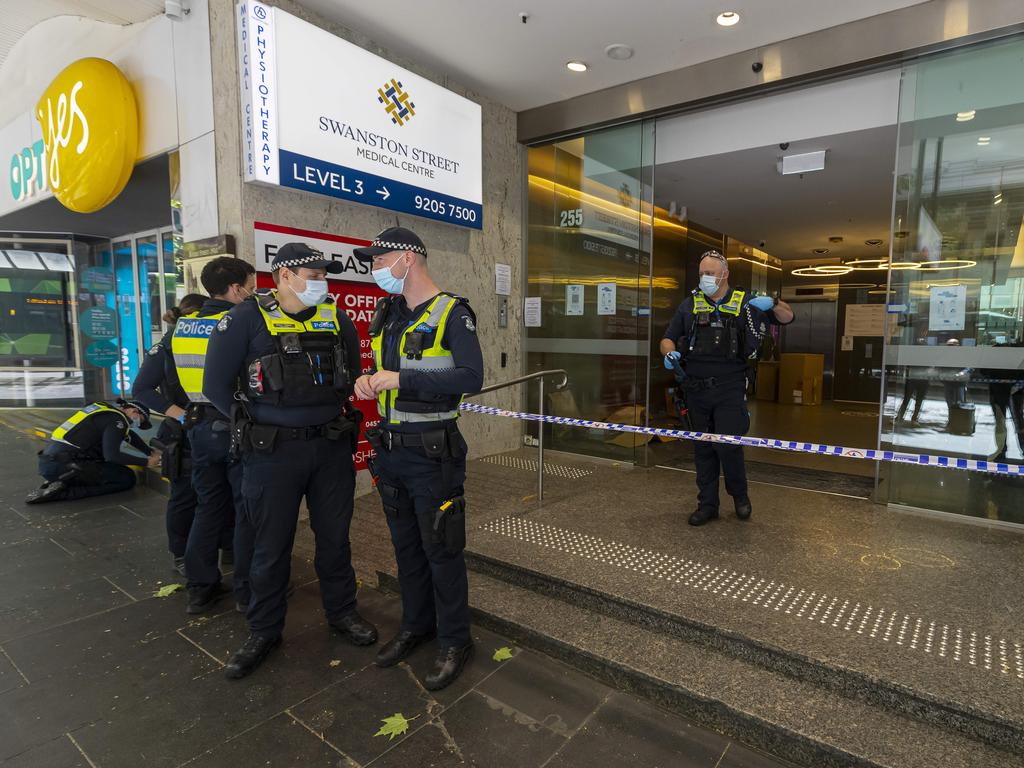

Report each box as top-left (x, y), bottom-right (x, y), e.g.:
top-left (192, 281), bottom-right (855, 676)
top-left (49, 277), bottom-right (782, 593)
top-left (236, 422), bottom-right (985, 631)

top-left (693, 289), bottom-right (745, 316)
top-left (370, 294), bottom-right (461, 425)
top-left (51, 403), bottom-right (126, 447)
top-left (255, 295), bottom-right (340, 335)
top-left (171, 312), bottom-right (228, 403)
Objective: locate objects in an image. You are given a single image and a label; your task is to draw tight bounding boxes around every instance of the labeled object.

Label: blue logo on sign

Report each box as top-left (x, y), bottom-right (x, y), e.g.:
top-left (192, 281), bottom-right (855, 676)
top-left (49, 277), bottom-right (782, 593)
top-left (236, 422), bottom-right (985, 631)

top-left (310, 321), bottom-right (336, 330)
top-left (174, 318), bottom-right (219, 338)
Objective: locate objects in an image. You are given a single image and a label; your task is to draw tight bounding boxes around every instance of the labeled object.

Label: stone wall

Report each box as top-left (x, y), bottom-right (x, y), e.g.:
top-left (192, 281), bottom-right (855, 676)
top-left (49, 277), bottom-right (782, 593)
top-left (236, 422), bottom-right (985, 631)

top-left (207, 0), bottom-right (524, 460)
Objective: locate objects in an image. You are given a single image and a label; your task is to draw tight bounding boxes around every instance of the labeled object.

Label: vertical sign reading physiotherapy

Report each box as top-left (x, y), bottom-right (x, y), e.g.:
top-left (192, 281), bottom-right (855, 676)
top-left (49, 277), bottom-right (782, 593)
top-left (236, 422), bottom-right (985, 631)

top-left (237, 1), bottom-right (279, 184)
top-left (235, 2), bottom-right (482, 229)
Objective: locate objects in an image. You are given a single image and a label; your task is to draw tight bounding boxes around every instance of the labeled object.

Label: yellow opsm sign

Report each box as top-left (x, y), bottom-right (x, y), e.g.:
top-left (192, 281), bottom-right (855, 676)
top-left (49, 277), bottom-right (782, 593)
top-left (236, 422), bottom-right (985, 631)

top-left (35, 57), bottom-right (138, 213)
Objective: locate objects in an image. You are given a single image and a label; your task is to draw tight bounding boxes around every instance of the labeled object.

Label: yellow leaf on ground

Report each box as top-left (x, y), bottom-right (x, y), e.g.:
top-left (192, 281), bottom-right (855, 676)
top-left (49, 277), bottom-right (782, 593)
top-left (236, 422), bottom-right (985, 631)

top-left (374, 712), bottom-right (419, 740)
top-left (492, 646), bottom-right (514, 662)
top-left (329, 659), bottom-right (342, 667)
top-left (153, 584), bottom-right (183, 598)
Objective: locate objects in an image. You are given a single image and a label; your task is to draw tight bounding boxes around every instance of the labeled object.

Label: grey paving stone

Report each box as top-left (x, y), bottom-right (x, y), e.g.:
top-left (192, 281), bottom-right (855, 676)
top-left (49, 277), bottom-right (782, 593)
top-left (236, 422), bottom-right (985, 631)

top-left (2, 734), bottom-right (91, 768)
top-left (0, 575), bottom-right (132, 644)
top-left (187, 712), bottom-right (352, 767)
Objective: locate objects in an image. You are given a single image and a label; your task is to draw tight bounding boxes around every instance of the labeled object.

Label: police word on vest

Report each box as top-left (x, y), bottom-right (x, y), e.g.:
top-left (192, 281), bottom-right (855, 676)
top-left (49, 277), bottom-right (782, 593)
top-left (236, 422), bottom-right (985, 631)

top-left (689, 289), bottom-right (746, 360)
top-left (171, 312), bottom-right (226, 403)
top-left (369, 293), bottom-right (466, 425)
top-left (244, 293), bottom-right (352, 407)
top-left (51, 402), bottom-right (128, 447)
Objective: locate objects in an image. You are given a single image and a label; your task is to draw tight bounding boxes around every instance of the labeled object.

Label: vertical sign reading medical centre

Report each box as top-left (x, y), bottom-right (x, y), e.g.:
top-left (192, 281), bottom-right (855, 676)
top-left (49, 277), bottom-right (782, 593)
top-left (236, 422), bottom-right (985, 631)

top-left (237, 1), bottom-right (279, 184)
top-left (235, 2), bottom-right (482, 229)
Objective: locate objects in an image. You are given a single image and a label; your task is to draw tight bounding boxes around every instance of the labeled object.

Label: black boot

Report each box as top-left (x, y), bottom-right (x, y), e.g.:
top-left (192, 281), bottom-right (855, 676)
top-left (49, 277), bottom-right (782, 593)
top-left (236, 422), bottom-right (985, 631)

top-left (425, 644), bottom-right (473, 691)
top-left (224, 633), bottom-right (281, 680)
top-left (688, 507), bottom-right (719, 526)
top-left (734, 497), bottom-right (752, 520)
top-left (330, 610), bottom-right (378, 646)
top-left (375, 630), bottom-right (436, 668)
top-left (186, 584), bottom-right (225, 615)
top-left (172, 556), bottom-right (186, 576)
top-left (25, 481), bottom-right (66, 505)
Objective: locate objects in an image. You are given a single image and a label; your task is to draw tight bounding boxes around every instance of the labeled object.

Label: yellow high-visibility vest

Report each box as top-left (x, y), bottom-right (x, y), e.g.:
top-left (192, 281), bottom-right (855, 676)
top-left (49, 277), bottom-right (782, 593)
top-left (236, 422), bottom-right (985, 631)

top-left (170, 311), bottom-right (228, 403)
top-left (693, 289), bottom-right (745, 316)
top-left (51, 402), bottom-right (127, 447)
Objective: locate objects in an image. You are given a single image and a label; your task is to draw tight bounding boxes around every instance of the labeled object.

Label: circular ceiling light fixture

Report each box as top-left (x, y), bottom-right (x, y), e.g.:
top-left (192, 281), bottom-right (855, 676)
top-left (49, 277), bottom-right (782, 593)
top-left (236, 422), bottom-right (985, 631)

top-left (888, 261), bottom-right (921, 270)
top-left (845, 258), bottom-right (890, 271)
top-left (865, 238), bottom-right (884, 247)
top-left (792, 265), bottom-right (852, 277)
top-left (812, 247), bottom-right (830, 255)
top-left (716, 11), bottom-right (740, 26)
top-left (977, 136), bottom-right (991, 146)
top-left (955, 110), bottom-right (976, 122)
top-left (566, 61), bottom-right (588, 72)
top-left (916, 259), bottom-right (977, 271)
top-left (605, 44), bottom-right (634, 61)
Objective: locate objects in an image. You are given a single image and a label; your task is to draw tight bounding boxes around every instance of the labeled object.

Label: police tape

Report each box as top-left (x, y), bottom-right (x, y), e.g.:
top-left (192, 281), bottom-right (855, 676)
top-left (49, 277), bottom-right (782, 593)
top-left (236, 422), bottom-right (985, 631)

top-left (458, 402), bottom-right (1024, 477)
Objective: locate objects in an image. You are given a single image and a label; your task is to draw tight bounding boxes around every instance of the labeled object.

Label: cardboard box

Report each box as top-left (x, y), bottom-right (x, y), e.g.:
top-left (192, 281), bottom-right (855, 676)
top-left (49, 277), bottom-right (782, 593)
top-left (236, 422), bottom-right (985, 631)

top-left (778, 353), bottom-right (824, 406)
top-left (755, 361), bottom-right (779, 402)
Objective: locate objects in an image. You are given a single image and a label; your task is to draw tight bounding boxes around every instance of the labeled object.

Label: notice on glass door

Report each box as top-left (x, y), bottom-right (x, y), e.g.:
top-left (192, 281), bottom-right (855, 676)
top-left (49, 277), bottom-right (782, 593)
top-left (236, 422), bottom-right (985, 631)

top-left (844, 303), bottom-right (886, 337)
top-left (565, 284), bottom-right (584, 316)
top-left (928, 284), bottom-right (966, 331)
top-left (524, 297), bottom-right (542, 327)
top-left (597, 282), bottom-right (616, 315)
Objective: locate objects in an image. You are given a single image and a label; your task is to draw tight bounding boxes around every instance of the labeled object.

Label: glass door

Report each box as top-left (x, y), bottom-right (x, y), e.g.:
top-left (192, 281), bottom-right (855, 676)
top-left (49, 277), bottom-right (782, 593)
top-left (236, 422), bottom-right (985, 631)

top-left (525, 122), bottom-right (655, 462)
top-left (880, 37), bottom-right (1024, 522)
top-left (135, 231), bottom-right (162, 352)
top-left (112, 237), bottom-right (138, 395)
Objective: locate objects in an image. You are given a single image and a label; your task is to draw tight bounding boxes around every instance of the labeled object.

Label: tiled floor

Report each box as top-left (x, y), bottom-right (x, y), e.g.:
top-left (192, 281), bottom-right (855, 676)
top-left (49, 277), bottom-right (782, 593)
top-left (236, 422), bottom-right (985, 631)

top-left (0, 420), bottom-right (787, 767)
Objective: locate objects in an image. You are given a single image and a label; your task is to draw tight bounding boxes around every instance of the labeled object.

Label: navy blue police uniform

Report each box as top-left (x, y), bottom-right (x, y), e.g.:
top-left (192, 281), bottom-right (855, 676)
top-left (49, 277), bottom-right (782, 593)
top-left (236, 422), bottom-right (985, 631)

top-left (663, 286), bottom-right (782, 524)
top-left (203, 243), bottom-right (376, 679)
top-left (355, 227), bottom-right (483, 691)
top-left (132, 325), bottom-right (199, 568)
top-left (28, 400), bottom-right (153, 504)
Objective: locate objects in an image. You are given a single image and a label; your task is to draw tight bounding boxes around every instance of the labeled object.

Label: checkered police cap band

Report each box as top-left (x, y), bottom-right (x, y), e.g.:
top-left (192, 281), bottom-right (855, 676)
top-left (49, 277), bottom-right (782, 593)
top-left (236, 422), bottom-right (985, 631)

top-left (274, 252), bottom-right (324, 269)
top-left (371, 239), bottom-right (427, 256)
top-left (701, 250), bottom-right (727, 265)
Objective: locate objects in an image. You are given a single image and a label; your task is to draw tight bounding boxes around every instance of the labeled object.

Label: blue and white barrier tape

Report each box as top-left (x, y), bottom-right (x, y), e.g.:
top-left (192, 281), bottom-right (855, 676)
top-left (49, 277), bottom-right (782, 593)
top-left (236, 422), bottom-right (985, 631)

top-left (458, 402), bottom-right (1024, 477)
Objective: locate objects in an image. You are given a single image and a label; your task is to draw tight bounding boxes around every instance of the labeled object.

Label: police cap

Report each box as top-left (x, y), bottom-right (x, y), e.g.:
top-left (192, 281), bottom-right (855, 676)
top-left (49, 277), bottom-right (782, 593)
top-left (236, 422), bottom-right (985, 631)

top-left (271, 242), bottom-right (343, 274)
top-left (353, 227), bottom-right (427, 262)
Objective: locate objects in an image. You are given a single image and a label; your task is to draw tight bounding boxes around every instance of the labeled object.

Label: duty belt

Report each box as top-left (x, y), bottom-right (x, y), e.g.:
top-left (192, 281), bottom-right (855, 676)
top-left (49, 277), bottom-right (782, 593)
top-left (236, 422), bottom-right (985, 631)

top-left (374, 422), bottom-right (459, 451)
top-left (275, 424), bottom-right (334, 441)
top-left (680, 371), bottom-right (747, 391)
top-left (186, 403), bottom-right (225, 423)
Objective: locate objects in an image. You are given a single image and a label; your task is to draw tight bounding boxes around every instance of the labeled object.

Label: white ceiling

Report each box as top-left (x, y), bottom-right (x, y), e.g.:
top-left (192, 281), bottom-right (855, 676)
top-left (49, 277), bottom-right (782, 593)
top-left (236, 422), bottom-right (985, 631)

top-left (297, 0), bottom-right (929, 111)
top-left (0, 0), bottom-right (164, 69)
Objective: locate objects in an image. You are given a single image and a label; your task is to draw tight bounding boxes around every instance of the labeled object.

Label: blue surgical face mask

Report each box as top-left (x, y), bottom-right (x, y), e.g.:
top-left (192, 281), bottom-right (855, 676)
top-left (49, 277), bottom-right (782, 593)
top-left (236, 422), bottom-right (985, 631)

top-left (372, 255), bottom-right (410, 294)
top-left (292, 274), bottom-right (328, 307)
top-left (699, 274), bottom-right (721, 297)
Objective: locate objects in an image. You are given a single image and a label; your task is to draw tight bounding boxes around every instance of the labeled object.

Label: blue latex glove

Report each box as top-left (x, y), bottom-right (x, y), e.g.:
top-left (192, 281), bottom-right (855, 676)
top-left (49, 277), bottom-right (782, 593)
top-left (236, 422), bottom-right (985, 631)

top-left (176, 413), bottom-right (186, 424)
top-left (749, 295), bottom-right (775, 311)
top-left (663, 350), bottom-right (681, 370)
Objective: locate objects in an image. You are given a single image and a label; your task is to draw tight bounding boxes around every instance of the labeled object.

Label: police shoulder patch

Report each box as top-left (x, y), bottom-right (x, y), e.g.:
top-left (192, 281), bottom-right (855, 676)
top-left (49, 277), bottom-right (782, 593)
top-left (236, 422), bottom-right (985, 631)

top-left (115, 420), bottom-right (125, 430)
top-left (216, 315), bottom-right (232, 332)
top-left (464, 316), bottom-right (476, 333)
top-left (147, 344), bottom-right (161, 356)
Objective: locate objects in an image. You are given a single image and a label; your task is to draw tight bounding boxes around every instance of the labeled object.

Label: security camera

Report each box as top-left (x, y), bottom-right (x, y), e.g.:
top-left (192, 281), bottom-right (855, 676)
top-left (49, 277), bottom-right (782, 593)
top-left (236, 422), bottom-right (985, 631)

top-left (165, 0), bottom-right (190, 20)
top-left (752, 62), bottom-right (763, 73)
top-left (759, 241), bottom-right (766, 249)
top-left (779, 142), bottom-right (790, 151)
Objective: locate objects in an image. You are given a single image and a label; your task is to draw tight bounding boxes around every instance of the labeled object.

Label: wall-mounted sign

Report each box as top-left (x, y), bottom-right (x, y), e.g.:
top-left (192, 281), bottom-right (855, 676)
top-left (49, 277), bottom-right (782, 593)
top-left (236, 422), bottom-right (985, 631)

top-left (928, 284), bottom-right (966, 332)
top-left (35, 57), bottom-right (139, 213)
top-left (79, 306), bottom-right (118, 339)
top-left (84, 340), bottom-right (119, 367)
top-left (236, 2), bottom-right (482, 229)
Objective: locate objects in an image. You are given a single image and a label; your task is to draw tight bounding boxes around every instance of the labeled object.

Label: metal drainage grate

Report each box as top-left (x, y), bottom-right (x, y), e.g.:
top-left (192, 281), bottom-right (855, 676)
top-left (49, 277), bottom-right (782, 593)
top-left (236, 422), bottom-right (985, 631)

top-left (480, 516), bottom-right (1023, 683)
top-left (478, 455), bottom-right (594, 480)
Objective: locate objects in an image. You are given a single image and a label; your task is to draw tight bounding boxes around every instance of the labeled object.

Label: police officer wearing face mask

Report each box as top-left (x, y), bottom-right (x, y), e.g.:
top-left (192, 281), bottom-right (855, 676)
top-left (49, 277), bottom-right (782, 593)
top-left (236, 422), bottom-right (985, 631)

top-left (353, 227), bottom-right (483, 691)
top-left (660, 250), bottom-right (794, 526)
top-left (26, 399), bottom-right (158, 504)
top-left (202, 243), bottom-right (376, 679)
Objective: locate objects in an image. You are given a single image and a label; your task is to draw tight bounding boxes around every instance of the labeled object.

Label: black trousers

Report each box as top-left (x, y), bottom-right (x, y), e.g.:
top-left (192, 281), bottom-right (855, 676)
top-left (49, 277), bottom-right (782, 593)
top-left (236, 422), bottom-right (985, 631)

top-left (155, 421), bottom-right (197, 558)
top-left (374, 432), bottom-right (470, 649)
top-left (241, 435), bottom-right (358, 639)
top-left (38, 449), bottom-right (136, 501)
top-left (686, 383), bottom-right (750, 511)
top-left (185, 419), bottom-right (241, 590)
top-left (897, 378), bottom-right (929, 421)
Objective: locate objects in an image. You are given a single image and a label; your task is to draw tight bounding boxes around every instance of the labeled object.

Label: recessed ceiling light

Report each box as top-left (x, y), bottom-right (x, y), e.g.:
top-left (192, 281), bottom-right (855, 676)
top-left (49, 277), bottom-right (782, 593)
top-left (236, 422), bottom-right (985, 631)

top-left (955, 110), bottom-right (976, 122)
top-left (716, 11), bottom-right (740, 26)
top-left (865, 238), bottom-right (884, 247)
top-left (828, 236), bottom-right (844, 244)
top-left (812, 248), bottom-right (830, 255)
top-left (566, 60), bottom-right (588, 72)
top-left (605, 44), bottom-right (633, 61)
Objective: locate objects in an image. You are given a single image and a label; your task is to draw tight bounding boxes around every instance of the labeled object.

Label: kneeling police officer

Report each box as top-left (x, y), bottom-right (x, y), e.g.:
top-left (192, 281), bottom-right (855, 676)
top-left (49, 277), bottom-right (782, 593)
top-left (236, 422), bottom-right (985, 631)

top-left (203, 244), bottom-right (376, 679)
top-left (660, 250), bottom-right (794, 526)
top-left (354, 227), bottom-right (483, 691)
top-left (27, 399), bottom-right (158, 504)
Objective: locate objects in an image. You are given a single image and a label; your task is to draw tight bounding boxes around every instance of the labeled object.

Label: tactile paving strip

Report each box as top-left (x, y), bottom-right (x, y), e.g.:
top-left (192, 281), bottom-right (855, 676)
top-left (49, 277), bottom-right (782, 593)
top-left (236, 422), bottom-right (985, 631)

top-left (478, 454), bottom-right (593, 480)
top-left (480, 516), bottom-right (1023, 682)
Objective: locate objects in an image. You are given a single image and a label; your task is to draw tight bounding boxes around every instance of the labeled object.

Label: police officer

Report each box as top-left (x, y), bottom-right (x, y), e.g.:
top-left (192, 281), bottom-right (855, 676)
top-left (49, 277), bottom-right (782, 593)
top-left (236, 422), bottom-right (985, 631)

top-left (660, 250), bottom-right (794, 526)
top-left (171, 257), bottom-right (257, 615)
top-left (353, 227), bottom-right (483, 691)
top-left (132, 293), bottom-right (205, 575)
top-left (26, 399), bottom-right (158, 504)
top-left (203, 243), bottom-right (376, 680)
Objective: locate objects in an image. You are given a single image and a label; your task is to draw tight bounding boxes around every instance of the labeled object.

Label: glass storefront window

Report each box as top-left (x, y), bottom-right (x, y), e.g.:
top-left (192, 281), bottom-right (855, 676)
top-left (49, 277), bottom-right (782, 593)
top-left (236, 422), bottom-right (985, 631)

top-left (880, 38), bottom-right (1024, 521)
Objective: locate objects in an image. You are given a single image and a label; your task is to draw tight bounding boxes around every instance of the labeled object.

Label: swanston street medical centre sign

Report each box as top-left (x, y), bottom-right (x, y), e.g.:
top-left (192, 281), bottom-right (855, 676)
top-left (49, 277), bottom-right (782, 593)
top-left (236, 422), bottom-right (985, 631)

top-left (236, 2), bottom-right (483, 229)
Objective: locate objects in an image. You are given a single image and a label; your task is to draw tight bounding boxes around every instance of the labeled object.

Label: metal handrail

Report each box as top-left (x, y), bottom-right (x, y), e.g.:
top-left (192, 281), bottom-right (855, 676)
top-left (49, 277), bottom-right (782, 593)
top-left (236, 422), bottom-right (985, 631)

top-left (470, 369), bottom-right (568, 501)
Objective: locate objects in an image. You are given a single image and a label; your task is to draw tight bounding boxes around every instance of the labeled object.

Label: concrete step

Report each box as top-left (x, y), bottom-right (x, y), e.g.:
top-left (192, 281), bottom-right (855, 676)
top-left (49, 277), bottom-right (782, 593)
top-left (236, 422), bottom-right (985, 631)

top-left (464, 545), bottom-right (1024, 758)
top-left (455, 569), bottom-right (1024, 768)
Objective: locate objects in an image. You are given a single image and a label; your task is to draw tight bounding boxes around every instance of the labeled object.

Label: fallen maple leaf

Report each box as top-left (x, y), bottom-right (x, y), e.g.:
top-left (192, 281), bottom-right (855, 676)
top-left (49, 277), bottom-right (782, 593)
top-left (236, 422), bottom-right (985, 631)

top-left (329, 659), bottom-right (342, 667)
top-left (374, 712), bottom-right (419, 740)
top-left (492, 646), bottom-right (514, 662)
top-left (153, 584), bottom-right (183, 598)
